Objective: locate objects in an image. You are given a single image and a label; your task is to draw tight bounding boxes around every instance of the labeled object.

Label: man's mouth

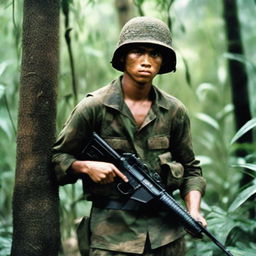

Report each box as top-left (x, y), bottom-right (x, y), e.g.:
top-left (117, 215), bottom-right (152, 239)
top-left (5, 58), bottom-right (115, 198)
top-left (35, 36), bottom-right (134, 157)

top-left (138, 70), bottom-right (151, 75)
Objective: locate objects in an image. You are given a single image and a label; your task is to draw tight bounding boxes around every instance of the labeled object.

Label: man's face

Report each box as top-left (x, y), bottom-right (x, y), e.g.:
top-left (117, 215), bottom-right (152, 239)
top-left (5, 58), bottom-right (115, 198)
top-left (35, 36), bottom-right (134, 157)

top-left (123, 45), bottom-right (163, 84)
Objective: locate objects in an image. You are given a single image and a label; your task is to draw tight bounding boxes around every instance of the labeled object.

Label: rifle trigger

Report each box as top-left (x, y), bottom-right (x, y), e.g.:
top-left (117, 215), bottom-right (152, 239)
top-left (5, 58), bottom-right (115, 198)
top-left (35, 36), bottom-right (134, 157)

top-left (117, 182), bottom-right (134, 195)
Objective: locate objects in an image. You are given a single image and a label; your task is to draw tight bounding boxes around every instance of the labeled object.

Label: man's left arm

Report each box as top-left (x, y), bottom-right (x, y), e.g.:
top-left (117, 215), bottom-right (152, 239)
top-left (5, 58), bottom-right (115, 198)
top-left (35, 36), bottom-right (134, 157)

top-left (184, 190), bottom-right (207, 227)
top-left (171, 105), bottom-right (207, 226)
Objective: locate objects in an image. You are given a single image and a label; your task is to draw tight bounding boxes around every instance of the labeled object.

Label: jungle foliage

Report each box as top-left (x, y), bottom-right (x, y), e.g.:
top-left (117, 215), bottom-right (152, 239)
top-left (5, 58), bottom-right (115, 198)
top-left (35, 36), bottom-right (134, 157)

top-left (0, 0), bottom-right (256, 255)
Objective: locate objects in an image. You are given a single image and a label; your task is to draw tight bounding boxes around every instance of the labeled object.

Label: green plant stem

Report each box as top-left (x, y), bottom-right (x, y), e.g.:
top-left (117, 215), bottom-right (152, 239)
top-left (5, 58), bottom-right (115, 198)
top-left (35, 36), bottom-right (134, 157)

top-left (62, 0), bottom-right (78, 105)
top-left (12, 0), bottom-right (17, 30)
top-left (65, 28), bottom-right (78, 105)
top-left (4, 94), bottom-right (16, 136)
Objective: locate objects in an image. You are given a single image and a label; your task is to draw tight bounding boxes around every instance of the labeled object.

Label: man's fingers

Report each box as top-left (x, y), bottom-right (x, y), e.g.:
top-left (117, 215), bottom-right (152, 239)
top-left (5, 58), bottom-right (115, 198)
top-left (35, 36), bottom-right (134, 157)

top-left (199, 219), bottom-right (207, 228)
top-left (190, 212), bottom-right (207, 228)
top-left (113, 167), bottom-right (128, 182)
top-left (89, 162), bottom-right (128, 184)
top-left (194, 216), bottom-right (207, 228)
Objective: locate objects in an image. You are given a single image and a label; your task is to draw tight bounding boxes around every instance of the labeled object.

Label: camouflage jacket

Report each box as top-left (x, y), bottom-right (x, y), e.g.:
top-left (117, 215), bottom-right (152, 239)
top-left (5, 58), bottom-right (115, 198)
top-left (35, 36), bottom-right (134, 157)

top-left (52, 76), bottom-right (206, 253)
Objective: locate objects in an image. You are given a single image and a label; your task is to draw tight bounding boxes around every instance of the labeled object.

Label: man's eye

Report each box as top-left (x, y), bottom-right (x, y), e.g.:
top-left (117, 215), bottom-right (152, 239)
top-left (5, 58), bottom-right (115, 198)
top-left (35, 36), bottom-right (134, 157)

top-left (151, 51), bottom-right (161, 58)
top-left (131, 49), bottom-right (143, 54)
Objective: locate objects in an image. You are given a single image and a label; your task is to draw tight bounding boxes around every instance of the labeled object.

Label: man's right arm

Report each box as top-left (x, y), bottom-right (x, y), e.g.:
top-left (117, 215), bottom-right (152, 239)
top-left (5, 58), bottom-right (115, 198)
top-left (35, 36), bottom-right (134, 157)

top-left (52, 94), bottom-right (128, 186)
top-left (71, 160), bottom-right (128, 184)
top-left (51, 100), bottom-right (91, 185)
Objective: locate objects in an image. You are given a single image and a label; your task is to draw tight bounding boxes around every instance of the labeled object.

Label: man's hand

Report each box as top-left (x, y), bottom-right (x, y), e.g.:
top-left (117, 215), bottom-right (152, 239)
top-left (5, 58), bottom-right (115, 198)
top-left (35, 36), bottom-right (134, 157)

top-left (71, 160), bottom-right (128, 184)
top-left (189, 210), bottom-right (207, 228)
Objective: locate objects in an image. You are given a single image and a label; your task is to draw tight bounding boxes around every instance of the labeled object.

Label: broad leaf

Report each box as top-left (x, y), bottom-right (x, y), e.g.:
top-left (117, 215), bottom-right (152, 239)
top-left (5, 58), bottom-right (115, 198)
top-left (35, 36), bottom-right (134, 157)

top-left (196, 82), bottom-right (217, 98)
top-left (195, 113), bottom-right (220, 130)
top-left (216, 104), bottom-right (234, 120)
top-left (232, 163), bottom-right (256, 172)
top-left (0, 84), bottom-right (5, 99)
top-left (228, 247), bottom-right (256, 256)
top-left (197, 155), bottom-right (213, 166)
top-left (0, 60), bottom-right (10, 77)
top-left (182, 56), bottom-right (192, 87)
top-left (230, 118), bottom-right (256, 144)
top-left (228, 184), bottom-right (256, 212)
top-left (224, 52), bottom-right (256, 73)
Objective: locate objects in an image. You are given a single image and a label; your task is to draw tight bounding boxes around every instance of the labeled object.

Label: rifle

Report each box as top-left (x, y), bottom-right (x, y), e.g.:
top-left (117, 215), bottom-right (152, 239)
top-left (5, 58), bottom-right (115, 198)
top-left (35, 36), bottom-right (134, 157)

top-left (81, 132), bottom-right (233, 256)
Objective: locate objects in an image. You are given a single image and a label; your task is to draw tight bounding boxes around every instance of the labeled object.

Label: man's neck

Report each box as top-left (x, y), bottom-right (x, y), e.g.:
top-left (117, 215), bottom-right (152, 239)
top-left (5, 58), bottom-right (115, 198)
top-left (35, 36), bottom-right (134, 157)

top-left (121, 74), bottom-right (153, 101)
top-left (121, 74), bottom-right (153, 127)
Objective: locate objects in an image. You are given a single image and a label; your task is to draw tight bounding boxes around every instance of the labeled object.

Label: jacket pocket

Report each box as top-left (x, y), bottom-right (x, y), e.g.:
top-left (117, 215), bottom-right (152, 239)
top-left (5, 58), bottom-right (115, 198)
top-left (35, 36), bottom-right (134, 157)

top-left (148, 136), bottom-right (170, 150)
top-left (104, 137), bottom-right (131, 152)
top-left (158, 152), bottom-right (184, 191)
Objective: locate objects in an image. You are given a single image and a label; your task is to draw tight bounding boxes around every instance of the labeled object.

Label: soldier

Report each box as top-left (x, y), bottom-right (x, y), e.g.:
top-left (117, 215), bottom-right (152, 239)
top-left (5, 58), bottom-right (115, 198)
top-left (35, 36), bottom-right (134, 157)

top-left (52, 16), bottom-right (207, 256)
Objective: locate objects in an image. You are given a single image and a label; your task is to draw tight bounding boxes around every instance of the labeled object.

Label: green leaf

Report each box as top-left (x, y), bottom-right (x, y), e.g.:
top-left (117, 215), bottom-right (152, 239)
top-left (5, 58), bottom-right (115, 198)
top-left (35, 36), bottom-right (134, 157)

top-left (0, 61), bottom-right (10, 77)
top-left (195, 113), bottom-right (220, 130)
top-left (228, 184), bottom-right (256, 212)
top-left (196, 82), bottom-right (218, 103)
top-left (216, 104), bottom-right (234, 120)
top-left (207, 210), bottom-right (237, 243)
top-left (196, 83), bottom-right (217, 98)
top-left (228, 247), bottom-right (256, 256)
top-left (232, 163), bottom-right (256, 172)
top-left (0, 84), bottom-right (5, 99)
top-left (223, 53), bottom-right (256, 73)
top-left (197, 155), bottom-right (213, 166)
top-left (182, 56), bottom-right (192, 87)
top-left (230, 118), bottom-right (256, 144)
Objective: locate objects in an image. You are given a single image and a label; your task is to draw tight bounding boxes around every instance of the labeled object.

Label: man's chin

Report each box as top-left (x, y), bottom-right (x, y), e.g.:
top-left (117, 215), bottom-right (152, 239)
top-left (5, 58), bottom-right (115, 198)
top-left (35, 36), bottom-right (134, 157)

top-left (135, 75), bottom-right (154, 84)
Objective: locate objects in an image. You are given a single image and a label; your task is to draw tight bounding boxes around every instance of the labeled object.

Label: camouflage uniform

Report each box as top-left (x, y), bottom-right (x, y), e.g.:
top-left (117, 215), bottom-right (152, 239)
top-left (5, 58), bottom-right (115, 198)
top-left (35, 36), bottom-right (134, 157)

top-left (89, 236), bottom-right (185, 256)
top-left (52, 76), bottom-right (206, 255)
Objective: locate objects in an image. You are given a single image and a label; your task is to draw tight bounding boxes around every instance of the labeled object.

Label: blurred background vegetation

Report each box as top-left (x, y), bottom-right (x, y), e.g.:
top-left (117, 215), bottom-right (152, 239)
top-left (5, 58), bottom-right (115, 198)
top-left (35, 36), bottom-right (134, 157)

top-left (1, 0), bottom-right (256, 255)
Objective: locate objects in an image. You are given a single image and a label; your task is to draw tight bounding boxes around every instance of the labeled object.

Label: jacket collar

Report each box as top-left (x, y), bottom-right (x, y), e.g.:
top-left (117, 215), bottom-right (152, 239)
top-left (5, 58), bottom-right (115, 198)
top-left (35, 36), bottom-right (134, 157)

top-left (102, 76), bottom-right (124, 112)
top-left (102, 76), bottom-right (171, 111)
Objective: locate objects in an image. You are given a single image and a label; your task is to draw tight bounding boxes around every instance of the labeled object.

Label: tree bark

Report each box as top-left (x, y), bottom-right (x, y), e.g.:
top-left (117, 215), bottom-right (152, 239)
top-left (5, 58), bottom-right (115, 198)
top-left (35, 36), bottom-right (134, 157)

top-left (11, 0), bottom-right (60, 255)
top-left (223, 0), bottom-right (253, 185)
top-left (115, 0), bottom-right (135, 28)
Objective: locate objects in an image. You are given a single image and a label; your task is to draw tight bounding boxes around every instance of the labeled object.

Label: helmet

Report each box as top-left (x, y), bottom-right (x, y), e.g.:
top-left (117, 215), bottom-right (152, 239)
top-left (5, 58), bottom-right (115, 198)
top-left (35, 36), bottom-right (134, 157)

top-left (111, 16), bottom-right (176, 74)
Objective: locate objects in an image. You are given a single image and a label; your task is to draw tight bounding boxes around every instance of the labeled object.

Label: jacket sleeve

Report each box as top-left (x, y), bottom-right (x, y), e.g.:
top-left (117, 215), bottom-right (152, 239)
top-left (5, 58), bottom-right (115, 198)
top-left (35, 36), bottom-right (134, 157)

top-left (51, 98), bottom-right (95, 185)
top-left (170, 105), bottom-right (206, 198)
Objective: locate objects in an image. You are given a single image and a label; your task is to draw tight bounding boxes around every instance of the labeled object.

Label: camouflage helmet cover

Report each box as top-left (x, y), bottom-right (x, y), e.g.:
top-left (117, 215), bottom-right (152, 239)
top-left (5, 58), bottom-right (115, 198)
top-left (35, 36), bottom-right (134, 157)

top-left (111, 16), bottom-right (177, 74)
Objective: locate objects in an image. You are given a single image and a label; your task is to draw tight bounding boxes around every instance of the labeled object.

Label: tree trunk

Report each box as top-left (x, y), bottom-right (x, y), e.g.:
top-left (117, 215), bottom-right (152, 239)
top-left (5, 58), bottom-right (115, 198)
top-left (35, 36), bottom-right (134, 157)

top-left (115, 0), bottom-right (135, 28)
top-left (223, 0), bottom-right (253, 184)
top-left (11, 0), bottom-right (60, 255)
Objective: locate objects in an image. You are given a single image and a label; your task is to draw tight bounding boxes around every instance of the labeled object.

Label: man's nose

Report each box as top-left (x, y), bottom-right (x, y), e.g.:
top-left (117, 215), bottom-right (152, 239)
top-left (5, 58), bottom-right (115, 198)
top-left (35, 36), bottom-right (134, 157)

top-left (141, 54), bottom-right (151, 67)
